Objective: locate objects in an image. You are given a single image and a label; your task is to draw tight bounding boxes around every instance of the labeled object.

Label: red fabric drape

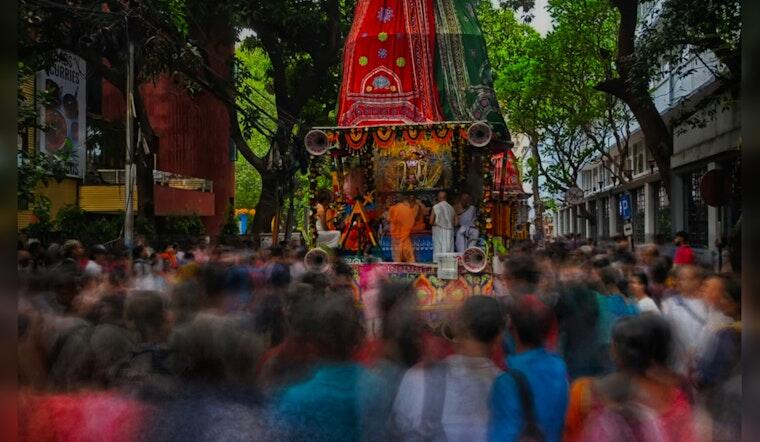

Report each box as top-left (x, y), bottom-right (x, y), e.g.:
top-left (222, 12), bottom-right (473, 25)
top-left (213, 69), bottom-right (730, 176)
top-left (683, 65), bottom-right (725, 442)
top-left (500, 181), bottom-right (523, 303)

top-left (338, 0), bottom-right (443, 126)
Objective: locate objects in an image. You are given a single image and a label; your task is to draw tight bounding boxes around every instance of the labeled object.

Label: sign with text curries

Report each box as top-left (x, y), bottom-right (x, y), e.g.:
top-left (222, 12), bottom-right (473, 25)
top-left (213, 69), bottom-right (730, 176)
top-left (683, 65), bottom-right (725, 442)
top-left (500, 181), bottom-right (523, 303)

top-left (37, 52), bottom-right (87, 179)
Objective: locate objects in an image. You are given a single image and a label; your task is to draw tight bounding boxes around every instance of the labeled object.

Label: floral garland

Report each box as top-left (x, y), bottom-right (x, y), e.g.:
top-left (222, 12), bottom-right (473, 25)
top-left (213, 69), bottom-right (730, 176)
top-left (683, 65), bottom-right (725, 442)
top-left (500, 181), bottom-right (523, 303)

top-left (346, 128), bottom-right (369, 150)
top-left (431, 126), bottom-right (453, 144)
top-left (402, 127), bottom-right (424, 145)
top-left (478, 152), bottom-right (494, 241)
top-left (307, 158), bottom-right (320, 248)
top-left (451, 130), bottom-right (462, 194)
top-left (372, 127), bottom-right (396, 148)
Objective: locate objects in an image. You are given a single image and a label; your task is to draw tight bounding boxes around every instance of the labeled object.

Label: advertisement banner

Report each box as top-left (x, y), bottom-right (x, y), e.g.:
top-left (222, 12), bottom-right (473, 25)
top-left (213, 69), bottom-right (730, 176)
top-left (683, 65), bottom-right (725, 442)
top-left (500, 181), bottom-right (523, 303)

top-left (37, 52), bottom-right (87, 178)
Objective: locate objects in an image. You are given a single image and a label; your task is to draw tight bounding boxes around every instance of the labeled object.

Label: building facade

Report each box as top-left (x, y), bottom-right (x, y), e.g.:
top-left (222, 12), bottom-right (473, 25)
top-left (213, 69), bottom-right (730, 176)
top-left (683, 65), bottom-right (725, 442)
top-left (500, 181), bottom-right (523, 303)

top-left (555, 50), bottom-right (741, 267)
top-left (19, 45), bottom-right (236, 237)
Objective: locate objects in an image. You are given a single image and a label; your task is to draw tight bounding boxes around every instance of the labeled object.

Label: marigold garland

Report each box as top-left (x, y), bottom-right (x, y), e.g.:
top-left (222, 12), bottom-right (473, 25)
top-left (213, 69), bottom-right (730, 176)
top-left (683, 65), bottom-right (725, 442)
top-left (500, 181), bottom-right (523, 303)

top-left (402, 127), bottom-right (423, 145)
top-left (431, 127), bottom-right (453, 144)
top-left (372, 127), bottom-right (396, 148)
top-left (345, 128), bottom-right (368, 150)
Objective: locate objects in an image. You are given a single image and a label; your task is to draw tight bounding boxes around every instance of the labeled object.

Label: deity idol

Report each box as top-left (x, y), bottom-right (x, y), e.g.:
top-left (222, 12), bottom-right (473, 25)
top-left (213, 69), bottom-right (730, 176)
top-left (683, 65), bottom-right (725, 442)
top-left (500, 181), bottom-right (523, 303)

top-left (397, 148), bottom-right (428, 191)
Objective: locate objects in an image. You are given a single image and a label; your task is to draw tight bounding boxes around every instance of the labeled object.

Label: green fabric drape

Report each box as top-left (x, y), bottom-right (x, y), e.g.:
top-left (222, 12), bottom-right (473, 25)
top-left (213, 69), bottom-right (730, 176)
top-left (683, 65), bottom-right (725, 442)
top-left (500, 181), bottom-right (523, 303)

top-left (433, 0), bottom-right (510, 144)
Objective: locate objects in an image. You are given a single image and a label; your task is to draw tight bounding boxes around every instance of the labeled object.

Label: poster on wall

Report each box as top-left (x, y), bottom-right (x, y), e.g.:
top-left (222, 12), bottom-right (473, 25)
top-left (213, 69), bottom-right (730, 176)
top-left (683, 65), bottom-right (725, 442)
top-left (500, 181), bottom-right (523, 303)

top-left (37, 52), bottom-right (87, 179)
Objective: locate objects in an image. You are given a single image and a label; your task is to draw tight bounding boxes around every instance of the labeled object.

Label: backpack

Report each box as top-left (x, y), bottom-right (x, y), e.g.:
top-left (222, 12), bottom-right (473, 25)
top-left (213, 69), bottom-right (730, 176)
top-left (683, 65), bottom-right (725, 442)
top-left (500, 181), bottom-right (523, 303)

top-left (507, 368), bottom-right (546, 442)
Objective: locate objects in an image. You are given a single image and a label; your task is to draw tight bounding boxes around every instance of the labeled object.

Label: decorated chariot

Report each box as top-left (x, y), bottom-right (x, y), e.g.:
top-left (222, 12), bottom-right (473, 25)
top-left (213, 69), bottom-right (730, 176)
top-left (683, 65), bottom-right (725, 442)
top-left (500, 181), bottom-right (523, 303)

top-left (303, 0), bottom-right (529, 320)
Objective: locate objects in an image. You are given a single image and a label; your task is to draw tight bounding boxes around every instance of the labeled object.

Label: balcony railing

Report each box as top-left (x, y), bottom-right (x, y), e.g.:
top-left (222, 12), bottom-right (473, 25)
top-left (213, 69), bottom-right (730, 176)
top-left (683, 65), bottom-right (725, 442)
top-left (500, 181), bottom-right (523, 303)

top-left (90, 169), bottom-right (213, 193)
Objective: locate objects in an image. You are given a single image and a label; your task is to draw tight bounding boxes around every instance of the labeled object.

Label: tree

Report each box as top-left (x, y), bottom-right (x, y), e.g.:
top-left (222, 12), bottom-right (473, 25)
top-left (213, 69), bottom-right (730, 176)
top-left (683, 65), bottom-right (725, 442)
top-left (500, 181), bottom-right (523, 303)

top-left (18, 0), bottom-right (350, 242)
top-left (17, 63), bottom-right (72, 209)
top-left (479, 3), bottom-right (612, 237)
top-left (18, 0), bottom-right (221, 226)
top-left (229, 0), bottom-right (355, 241)
top-left (498, 0), bottom-right (741, 197)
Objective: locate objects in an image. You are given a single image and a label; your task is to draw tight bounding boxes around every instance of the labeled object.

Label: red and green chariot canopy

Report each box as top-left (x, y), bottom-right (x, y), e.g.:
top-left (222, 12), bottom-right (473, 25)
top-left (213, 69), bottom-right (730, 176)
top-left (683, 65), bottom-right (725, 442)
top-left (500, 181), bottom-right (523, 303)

top-left (336, 0), bottom-right (511, 148)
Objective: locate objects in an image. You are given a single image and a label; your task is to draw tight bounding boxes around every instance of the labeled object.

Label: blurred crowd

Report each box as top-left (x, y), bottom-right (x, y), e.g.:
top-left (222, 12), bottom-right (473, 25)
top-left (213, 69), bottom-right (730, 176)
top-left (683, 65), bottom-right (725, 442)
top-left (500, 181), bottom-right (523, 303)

top-left (16, 232), bottom-right (741, 442)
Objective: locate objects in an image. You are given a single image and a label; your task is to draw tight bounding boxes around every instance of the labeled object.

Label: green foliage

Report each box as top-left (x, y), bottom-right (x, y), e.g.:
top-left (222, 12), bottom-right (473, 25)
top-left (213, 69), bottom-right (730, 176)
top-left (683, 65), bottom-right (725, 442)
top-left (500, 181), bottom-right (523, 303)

top-left (23, 197), bottom-right (54, 243)
top-left (221, 203), bottom-right (240, 238)
top-left (635, 0), bottom-right (741, 86)
top-left (17, 63), bottom-right (74, 207)
top-left (480, 2), bottom-right (614, 197)
top-left (55, 205), bottom-right (123, 244)
top-left (236, 160), bottom-right (263, 210)
top-left (24, 204), bottom-right (123, 245)
top-left (542, 198), bottom-right (559, 213)
top-left (55, 205), bottom-right (90, 240)
top-left (162, 214), bottom-right (206, 236)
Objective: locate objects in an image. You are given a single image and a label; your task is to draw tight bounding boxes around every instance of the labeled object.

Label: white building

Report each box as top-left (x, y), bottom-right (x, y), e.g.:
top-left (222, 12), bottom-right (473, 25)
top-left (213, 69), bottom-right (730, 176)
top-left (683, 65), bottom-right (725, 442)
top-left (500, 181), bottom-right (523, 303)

top-left (555, 23), bottom-right (740, 267)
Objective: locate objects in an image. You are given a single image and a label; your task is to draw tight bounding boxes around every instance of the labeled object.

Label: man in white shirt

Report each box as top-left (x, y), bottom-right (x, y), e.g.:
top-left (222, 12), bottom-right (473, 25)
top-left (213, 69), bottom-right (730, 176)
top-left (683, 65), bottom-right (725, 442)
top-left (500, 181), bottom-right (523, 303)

top-left (84, 244), bottom-right (108, 277)
top-left (390, 296), bottom-right (504, 441)
top-left (429, 191), bottom-right (456, 263)
top-left (455, 193), bottom-right (478, 253)
top-left (661, 265), bottom-right (709, 375)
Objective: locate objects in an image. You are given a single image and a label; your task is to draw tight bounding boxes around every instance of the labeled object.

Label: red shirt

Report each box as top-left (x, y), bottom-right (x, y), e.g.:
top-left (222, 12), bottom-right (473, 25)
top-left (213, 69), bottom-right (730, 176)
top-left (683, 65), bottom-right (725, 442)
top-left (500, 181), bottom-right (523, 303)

top-left (674, 244), bottom-right (695, 265)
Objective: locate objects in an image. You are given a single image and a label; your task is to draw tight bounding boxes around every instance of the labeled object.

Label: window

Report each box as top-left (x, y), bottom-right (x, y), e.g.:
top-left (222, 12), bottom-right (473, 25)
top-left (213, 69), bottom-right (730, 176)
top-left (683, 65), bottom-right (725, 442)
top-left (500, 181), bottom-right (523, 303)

top-left (720, 157), bottom-right (741, 242)
top-left (633, 187), bottom-right (646, 244)
top-left (592, 168), bottom-right (599, 190)
top-left (600, 197), bottom-right (610, 238)
top-left (589, 202), bottom-right (598, 242)
top-left (582, 171), bottom-right (591, 192)
top-left (634, 144), bottom-right (645, 175)
top-left (653, 182), bottom-right (672, 239)
top-left (614, 193), bottom-right (625, 234)
top-left (683, 167), bottom-right (708, 248)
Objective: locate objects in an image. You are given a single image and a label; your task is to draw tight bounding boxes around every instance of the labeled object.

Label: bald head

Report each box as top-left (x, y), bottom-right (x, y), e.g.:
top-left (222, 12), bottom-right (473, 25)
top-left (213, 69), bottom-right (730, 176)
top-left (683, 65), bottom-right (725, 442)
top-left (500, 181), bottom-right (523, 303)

top-left (437, 191), bottom-right (447, 202)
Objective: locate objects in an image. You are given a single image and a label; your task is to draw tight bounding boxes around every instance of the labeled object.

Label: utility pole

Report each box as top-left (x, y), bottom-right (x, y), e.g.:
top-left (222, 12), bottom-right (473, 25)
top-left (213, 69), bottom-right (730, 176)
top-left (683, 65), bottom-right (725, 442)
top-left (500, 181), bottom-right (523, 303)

top-left (124, 40), bottom-right (135, 248)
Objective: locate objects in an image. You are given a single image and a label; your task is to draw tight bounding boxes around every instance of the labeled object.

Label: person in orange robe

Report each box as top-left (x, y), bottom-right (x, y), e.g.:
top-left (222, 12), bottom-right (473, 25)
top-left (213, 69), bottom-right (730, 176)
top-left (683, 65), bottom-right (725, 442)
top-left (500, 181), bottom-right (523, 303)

top-left (389, 196), bottom-right (416, 262)
top-left (411, 197), bottom-right (429, 232)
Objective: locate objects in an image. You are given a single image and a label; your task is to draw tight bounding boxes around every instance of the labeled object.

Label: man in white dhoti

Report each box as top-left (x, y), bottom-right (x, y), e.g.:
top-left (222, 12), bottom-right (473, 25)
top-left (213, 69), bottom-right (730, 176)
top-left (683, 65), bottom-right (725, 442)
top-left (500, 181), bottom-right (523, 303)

top-left (315, 191), bottom-right (341, 248)
top-left (455, 193), bottom-right (479, 253)
top-left (429, 191), bottom-right (456, 263)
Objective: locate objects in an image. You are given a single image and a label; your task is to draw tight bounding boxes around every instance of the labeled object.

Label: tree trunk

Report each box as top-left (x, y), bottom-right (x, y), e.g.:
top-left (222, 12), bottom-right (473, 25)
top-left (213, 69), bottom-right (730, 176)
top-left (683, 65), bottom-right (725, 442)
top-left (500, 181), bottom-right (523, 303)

top-left (596, 0), bottom-right (674, 198)
top-left (251, 175), bottom-right (278, 247)
top-left (284, 176), bottom-right (296, 242)
top-left (530, 139), bottom-right (545, 247)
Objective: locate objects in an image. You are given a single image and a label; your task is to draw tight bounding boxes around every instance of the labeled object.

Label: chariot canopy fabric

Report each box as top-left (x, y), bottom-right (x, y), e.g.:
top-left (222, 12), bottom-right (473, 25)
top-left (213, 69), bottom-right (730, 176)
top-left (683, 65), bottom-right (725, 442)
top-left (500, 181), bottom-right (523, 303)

top-left (433, 0), bottom-right (511, 146)
top-left (337, 0), bottom-right (511, 146)
top-left (337, 0), bottom-right (443, 126)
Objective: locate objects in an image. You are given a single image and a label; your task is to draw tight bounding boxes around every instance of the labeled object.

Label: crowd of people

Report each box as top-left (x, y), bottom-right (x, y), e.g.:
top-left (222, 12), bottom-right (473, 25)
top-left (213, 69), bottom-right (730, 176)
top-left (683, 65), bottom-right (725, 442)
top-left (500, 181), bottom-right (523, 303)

top-left (15, 231), bottom-right (741, 441)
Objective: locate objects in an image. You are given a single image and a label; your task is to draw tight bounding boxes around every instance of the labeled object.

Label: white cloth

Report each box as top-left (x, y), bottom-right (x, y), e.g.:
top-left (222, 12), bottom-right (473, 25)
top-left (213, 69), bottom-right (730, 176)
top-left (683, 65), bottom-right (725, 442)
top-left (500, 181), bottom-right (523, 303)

top-left (84, 260), bottom-right (103, 276)
top-left (661, 295), bottom-right (709, 374)
top-left (697, 308), bottom-right (733, 364)
top-left (432, 201), bottom-right (456, 262)
top-left (455, 206), bottom-right (478, 253)
top-left (637, 297), bottom-right (660, 314)
top-left (315, 204), bottom-right (341, 248)
top-left (390, 354), bottom-right (501, 442)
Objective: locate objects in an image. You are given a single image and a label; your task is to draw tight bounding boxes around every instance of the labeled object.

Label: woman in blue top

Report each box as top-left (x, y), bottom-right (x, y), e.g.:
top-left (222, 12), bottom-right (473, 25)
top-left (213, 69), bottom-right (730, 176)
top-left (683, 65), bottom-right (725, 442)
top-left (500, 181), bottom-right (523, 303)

top-left (489, 295), bottom-right (569, 442)
top-left (274, 293), bottom-right (387, 442)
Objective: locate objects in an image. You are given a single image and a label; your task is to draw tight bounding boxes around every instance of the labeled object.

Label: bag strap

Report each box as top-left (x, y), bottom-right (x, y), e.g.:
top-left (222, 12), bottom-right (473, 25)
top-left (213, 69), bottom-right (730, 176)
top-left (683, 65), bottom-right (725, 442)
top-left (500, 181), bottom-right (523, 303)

top-left (509, 368), bottom-right (538, 424)
top-left (421, 361), bottom-right (448, 441)
top-left (673, 295), bottom-right (707, 326)
top-left (508, 368), bottom-right (545, 440)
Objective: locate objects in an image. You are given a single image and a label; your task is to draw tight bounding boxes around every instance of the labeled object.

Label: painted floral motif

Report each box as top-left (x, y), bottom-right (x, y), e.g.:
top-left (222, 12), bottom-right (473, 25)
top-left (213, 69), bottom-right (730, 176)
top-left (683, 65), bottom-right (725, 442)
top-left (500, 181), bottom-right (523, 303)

top-left (359, 56), bottom-right (369, 66)
top-left (377, 32), bottom-right (388, 42)
top-left (396, 57), bottom-right (406, 67)
top-left (377, 48), bottom-right (388, 59)
top-left (377, 6), bottom-right (394, 23)
top-left (372, 75), bottom-right (391, 89)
